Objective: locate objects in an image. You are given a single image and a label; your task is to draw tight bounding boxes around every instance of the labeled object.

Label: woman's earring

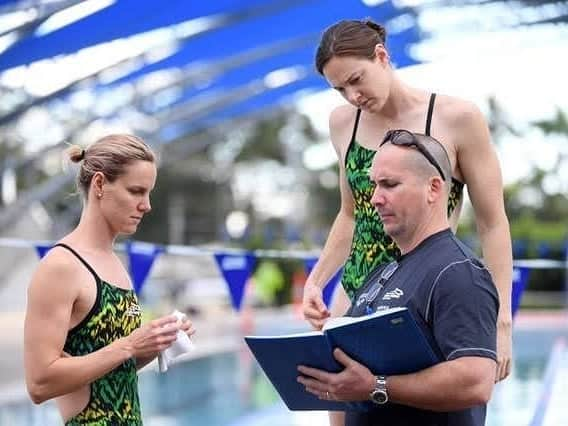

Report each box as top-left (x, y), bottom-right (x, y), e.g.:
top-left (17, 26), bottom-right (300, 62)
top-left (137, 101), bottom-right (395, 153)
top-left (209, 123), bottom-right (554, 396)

top-left (97, 192), bottom-right (102, 198)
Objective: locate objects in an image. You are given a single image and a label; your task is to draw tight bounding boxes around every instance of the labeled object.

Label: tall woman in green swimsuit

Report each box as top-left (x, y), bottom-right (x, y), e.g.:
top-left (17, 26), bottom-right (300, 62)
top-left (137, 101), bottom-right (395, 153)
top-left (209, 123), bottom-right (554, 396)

top-left (24, 134), bottom-right (195, 425)
top-left (302, 20), bottom-right (512, 418)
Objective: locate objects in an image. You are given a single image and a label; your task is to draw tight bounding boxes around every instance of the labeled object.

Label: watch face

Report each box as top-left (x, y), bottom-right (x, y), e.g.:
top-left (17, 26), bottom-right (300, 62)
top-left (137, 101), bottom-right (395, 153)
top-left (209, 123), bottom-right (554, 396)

top-left (371, 389), bottom-right (388, 404)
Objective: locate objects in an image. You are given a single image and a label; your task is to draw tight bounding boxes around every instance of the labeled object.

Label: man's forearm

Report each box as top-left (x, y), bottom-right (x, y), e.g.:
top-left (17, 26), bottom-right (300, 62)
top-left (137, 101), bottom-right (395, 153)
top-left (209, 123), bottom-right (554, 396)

top-left (386, 357), bottom-right (496, 411)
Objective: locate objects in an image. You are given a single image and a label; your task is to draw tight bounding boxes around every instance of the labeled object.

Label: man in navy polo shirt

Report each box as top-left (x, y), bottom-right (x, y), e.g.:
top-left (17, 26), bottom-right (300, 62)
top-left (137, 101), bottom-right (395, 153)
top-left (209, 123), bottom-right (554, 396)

top-left (298, 130), bottom-right (499, 426)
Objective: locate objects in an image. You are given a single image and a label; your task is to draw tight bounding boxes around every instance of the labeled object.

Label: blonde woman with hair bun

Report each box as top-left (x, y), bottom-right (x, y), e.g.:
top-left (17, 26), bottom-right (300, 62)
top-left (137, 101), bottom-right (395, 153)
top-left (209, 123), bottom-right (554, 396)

top-left (24, 134), bottom-right (195, 425)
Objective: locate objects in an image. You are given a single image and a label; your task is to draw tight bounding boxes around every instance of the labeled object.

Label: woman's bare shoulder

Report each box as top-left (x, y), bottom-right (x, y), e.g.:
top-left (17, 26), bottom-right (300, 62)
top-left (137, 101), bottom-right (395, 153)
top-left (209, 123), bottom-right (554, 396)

top-left (434, 94), bottom-right (484, 126)
top-left (329, 104), bottom-right (357, 124)
top-left (28, 247), bottom-right (83, 295)
top-left (329, 104), bottom-right (358, 148)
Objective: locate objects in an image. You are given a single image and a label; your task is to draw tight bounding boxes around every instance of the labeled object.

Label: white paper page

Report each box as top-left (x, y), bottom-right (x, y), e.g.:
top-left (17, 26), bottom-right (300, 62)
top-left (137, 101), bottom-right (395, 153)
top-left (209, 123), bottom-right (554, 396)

top-left (322, 306), bottom-right (407, 331)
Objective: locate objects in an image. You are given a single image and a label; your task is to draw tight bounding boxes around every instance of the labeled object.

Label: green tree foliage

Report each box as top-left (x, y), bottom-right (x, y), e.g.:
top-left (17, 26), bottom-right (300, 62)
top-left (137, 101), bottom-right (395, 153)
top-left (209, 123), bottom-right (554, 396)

top-left (502, 107), bottom-right (568, 293)
top-left (506, 107), bottom-right (567, 237)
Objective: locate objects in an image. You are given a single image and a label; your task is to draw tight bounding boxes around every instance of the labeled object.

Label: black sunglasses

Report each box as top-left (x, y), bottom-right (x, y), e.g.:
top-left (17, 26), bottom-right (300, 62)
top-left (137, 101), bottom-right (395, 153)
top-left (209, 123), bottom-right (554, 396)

top-left (355, 260), bottom-right (399, 315)
top-left (379, 129), bottom-right (446, 181)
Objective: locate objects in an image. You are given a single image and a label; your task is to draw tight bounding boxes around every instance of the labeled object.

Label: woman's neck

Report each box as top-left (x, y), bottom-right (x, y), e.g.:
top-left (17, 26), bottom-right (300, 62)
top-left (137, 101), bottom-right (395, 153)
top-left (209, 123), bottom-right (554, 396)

top-left (67, 207), bottom-right (116, 253)
top-left (377, 76), bottom-right (425, 122)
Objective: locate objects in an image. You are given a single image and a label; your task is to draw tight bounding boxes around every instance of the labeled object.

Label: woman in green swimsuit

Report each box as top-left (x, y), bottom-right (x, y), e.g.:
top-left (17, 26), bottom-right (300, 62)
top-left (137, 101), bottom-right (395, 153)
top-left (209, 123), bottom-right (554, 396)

top-left (340, 93), bottom-right (465, 300)
top-left (302, 21), bottom-right (513, 416)
top-left (24, 134), bottom-right (195, 425)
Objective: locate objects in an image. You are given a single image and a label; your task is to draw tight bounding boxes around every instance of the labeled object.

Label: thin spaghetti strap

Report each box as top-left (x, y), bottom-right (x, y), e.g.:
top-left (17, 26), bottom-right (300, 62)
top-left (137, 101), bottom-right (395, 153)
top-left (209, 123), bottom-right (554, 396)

top-left (53, 243), bottom-right (101, 283)
top-left (350, 109), bottom-right (362, 143)
top-left (425, 93), bottom-right (436, 136)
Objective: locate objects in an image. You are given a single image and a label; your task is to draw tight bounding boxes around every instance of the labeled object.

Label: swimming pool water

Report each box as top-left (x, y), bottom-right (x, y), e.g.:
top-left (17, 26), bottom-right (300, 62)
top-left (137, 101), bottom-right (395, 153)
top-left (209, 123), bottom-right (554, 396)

top-left (1, 325), bottom-right (565, 426)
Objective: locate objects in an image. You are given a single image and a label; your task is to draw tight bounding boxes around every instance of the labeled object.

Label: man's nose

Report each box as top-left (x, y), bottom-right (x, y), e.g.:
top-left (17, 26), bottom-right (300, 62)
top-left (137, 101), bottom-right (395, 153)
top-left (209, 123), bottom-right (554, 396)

top-left (370, 186), bottom-right (384, 208)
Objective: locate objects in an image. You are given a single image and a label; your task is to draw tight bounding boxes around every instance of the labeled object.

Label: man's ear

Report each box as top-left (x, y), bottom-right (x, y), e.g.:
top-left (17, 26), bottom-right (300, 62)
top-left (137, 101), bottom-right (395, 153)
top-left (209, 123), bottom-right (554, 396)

top-left (428, 177), bottom-right (445, 203)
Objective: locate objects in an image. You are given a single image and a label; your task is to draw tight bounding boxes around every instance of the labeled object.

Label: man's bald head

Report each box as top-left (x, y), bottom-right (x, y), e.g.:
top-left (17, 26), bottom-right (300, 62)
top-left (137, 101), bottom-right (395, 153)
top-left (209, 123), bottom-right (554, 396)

top-left (370, 131), bottom-right (453, 251)
top-left (403, 134), bottom-right (451, 191)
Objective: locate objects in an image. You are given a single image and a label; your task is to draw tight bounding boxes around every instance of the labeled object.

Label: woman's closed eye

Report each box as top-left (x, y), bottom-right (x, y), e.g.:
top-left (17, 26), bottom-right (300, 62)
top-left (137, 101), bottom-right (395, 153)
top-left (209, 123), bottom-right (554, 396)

top-left (349, 75), bottom-right (361, 85)
top-left (128, 187), bottom-right (148, 196)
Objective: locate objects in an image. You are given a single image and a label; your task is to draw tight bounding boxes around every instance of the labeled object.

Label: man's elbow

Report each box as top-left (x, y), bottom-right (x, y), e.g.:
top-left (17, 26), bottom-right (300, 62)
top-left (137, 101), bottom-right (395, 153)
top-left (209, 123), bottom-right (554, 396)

top-left (467, 376), bottom-right (494, 406)
top-left (445, 379), bottom-right (493, 410)
top-left (453, 357), bottom-right (496, 407)
top-left (471, 386), bottom-right (492, 406)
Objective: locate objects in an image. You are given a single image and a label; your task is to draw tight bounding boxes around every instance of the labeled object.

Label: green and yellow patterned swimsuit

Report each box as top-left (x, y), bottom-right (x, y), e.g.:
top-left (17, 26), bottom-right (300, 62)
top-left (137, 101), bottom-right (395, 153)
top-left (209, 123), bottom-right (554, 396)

top-left (342, 93), bottom-right (464, 300)
top-left (55, 243), bottom-right (143, 426)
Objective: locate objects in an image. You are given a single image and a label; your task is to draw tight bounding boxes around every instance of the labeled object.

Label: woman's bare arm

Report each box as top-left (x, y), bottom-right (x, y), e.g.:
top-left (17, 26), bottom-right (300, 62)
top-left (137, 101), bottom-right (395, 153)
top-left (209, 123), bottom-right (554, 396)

top-left (24, 253), bottom-right (180, 403)
top-left (454, 101), bottom-right (513, 381)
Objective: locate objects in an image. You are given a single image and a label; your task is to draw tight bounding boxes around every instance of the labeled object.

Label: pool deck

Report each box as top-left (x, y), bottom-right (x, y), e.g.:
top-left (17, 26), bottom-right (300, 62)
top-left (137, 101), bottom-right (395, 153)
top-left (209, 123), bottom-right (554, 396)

top-left (513, 310), bottom-right (568, 329)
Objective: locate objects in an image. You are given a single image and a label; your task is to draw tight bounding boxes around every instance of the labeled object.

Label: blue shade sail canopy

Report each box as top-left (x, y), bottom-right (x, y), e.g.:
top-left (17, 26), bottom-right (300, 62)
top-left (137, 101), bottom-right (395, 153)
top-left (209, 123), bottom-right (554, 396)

top-left (138, 20), bottom-right (418, 144)
top-left (0, 0), bottom-right (420, 128)
top-left (157, 74), bottom-right (328, 145)
top-left (0, 0), bottom-right (422, 152)
top-left (0, 0), bottom-right (313, 72)
top-left (108, 0), bottom-right (412, 87)
top-left (148, 26), bottom-right (419, 121)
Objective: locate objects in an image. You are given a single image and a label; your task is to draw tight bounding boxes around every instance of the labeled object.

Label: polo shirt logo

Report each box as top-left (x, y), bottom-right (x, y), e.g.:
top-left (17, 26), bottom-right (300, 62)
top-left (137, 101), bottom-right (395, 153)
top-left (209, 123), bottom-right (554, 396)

top-left (382, 288), bottom-right (403, 300)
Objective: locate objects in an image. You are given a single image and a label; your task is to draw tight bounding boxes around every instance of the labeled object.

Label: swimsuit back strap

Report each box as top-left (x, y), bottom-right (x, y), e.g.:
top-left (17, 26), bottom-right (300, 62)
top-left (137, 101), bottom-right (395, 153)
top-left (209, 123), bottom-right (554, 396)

top-left (425, 93), bottom-right (436, 136)
top-left (350, 108), bottom-right (362, 143)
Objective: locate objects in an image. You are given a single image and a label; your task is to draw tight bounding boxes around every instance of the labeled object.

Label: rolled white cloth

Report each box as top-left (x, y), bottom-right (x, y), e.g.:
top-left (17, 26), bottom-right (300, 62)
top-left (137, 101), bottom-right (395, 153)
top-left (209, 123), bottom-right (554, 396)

top-left (158, 310), bottom-right (195, 373)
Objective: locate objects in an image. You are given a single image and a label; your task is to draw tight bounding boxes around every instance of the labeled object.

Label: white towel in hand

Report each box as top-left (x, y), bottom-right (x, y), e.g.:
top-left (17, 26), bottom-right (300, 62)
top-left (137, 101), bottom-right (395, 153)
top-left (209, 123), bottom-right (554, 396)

top-left (158, 310), bottom-right (195, 373)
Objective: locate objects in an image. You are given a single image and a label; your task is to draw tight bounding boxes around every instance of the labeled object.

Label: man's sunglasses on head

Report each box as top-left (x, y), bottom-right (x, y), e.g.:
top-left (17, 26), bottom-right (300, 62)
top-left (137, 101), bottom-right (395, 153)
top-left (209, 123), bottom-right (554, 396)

top-left (379, 129), bottom-right (446, 181)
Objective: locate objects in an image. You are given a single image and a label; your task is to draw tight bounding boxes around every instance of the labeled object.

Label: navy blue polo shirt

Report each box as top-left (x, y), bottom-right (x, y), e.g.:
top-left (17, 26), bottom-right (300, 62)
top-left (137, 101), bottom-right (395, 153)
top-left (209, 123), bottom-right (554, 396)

top-left (346, 229), bottom-right (499, 426)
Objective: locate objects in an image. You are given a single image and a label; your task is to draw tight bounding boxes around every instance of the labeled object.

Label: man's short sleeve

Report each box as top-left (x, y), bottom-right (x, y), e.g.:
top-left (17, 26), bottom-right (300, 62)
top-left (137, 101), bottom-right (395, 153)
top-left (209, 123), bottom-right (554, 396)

top-left (428, 259), bottom-right (499, 362)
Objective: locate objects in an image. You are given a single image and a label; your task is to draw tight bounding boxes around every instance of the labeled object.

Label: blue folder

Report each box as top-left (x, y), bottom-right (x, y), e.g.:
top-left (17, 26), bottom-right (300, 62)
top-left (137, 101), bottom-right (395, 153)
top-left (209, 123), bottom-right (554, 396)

top-left (245, 307), bottom-right (439, 411)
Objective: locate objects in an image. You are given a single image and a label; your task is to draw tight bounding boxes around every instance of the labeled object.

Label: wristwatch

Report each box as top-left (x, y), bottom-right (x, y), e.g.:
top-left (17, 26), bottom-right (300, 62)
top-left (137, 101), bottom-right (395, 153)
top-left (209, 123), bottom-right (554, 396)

top-left (369, 375), bottom-right (388, 405)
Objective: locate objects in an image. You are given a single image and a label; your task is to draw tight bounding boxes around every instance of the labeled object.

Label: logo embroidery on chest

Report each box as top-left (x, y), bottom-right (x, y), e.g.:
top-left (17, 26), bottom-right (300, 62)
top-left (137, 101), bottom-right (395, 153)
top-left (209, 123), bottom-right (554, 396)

top-left (125, 303), bottom-right (141, 317)
top-left (382, 288), bottom-right (404, 301)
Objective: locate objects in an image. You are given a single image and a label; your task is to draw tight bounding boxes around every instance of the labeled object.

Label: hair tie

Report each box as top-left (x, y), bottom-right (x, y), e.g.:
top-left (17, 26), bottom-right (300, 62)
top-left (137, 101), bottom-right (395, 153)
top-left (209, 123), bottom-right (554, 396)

top-left (79, 149), bottom-right (86, 161)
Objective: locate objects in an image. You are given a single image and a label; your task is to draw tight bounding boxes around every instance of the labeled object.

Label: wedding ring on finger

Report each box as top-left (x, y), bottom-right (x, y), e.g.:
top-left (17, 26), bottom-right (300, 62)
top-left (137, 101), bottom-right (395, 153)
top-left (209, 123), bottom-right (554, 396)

top-left (326, 391), bottom-right (330, 399)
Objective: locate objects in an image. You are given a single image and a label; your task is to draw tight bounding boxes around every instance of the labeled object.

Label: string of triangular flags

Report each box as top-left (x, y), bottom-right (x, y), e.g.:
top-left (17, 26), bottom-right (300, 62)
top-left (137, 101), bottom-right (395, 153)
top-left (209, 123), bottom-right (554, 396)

top-left (9, 238), bottom-right (562, 315)
top-left (30, 239), bottom-right (343, 313)
top-left (512, 266), bottom-right (530, 317)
